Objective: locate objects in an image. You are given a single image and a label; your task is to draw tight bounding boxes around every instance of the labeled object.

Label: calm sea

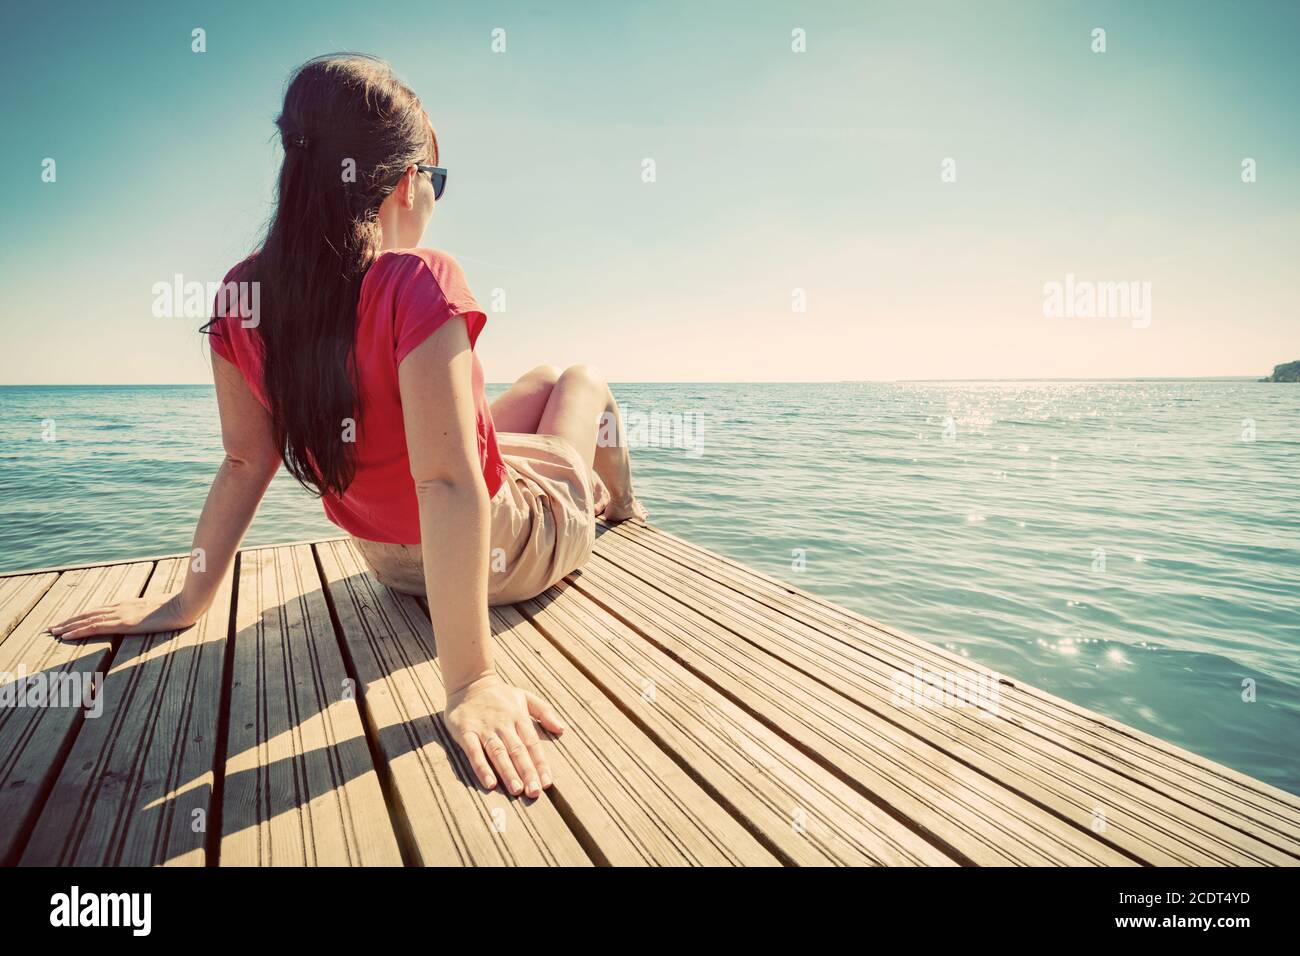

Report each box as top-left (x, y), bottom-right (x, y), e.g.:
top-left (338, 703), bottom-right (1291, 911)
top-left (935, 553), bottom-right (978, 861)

top-left (1, 381), bottom-right (1297, 795)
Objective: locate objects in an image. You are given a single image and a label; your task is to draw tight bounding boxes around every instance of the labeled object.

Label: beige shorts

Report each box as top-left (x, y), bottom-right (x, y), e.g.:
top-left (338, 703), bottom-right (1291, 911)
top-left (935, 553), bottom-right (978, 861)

top-left (350, 432), bottom-right (607, 605)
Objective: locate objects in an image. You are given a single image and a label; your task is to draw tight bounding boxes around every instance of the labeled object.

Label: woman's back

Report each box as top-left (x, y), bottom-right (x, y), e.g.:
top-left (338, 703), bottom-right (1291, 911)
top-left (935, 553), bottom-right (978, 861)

top-left (209, 247), bottom-right (507, 543)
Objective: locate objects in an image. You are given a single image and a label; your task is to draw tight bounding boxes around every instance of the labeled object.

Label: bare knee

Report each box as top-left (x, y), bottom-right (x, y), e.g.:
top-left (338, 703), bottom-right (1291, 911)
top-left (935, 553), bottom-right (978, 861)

top-left (559, 363), bottom-right (606, 392)
top-left (525, 364), bottom-right (562, 387)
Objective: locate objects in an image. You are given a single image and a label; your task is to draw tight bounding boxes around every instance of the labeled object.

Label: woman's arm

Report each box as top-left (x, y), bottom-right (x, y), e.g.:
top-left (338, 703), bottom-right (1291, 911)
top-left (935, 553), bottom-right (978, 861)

top-left (397, 317), bottom-right (564, 799)
top-left (50, 350), bottom-right (279, 638)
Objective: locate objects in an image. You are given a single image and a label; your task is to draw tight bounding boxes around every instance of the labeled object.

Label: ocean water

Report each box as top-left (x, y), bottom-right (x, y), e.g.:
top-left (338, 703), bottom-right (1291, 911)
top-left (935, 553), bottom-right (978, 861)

top-left (1, 381), bottom-right (1297, 795)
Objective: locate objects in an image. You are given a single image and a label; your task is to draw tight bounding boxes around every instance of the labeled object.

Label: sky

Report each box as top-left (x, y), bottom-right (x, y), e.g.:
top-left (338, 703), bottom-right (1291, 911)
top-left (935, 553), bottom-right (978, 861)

top-left (1, 0), bottom-right (1297, 384)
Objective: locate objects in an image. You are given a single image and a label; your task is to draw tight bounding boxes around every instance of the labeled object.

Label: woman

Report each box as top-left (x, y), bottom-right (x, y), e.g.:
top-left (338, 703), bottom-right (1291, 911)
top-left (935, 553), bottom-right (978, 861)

top-left (49, 54), bottom-right (648, 801)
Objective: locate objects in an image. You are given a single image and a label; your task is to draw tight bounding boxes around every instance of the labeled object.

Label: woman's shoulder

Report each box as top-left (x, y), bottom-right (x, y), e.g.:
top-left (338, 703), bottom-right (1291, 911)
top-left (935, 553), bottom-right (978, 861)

top-left (364, 248), bottom-right (485, 351)
top-left (369, 247), bottom-right (468, 287)
top-left (365, 248), bottom-right (478, 316)
top-left (208, 253), bottom-right (261, 338)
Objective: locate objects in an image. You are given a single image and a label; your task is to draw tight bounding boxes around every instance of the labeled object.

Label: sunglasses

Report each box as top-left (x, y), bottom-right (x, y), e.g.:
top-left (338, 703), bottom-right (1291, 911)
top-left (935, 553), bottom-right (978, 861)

top-left (415, 164), bottom-right (447, 200)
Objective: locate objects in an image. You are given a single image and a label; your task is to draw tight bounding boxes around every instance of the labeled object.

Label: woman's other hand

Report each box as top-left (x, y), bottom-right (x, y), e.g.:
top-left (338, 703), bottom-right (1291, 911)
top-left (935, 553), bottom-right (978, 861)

top-left (49, 593), bottom-right (199, 640)
top-left (444, 672), bottom-right (566, 798)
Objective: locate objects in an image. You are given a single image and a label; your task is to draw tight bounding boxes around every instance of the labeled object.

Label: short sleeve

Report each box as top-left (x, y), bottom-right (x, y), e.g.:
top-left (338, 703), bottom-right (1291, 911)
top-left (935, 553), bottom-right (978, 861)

top-left (391, 250), bottom-right (487, 367)
top-left (208, 314), bottom-right (235, 363)
top-left (206, 258), bottom-right (255, 365)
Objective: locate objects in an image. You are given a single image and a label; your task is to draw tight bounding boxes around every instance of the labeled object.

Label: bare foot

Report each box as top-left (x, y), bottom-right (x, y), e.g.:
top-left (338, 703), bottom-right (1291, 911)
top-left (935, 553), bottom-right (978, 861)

top-left (604, 496), bottom-right (649, 523)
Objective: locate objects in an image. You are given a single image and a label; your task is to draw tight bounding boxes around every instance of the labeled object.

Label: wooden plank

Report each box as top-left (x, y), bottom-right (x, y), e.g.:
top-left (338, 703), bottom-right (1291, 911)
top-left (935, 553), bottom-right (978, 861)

top-left (0, 562), bottom-right (152, 864)
top-left (0, 535), bottom-right (351, 579)
top-left (512, 588), bottom-right (960, 866)
top-left (604, 522), bottom-right (1300, 854)
top-left (8, 525), bottom-right (1293, 869)
top-left (553, 551), bottom-right (1134, 865)
top-left (221, 545), bottom-right (401, 866)
top-left (315, 539), bottom-right (591, 866)
top-left (0, 573), bottom-right (58, 643)
top-left (488, 601), bottom-right (783, 866)
top-left (583, 535), bottom-right (1295, 865)
top-left (20, 558), bottom-right (234, 866)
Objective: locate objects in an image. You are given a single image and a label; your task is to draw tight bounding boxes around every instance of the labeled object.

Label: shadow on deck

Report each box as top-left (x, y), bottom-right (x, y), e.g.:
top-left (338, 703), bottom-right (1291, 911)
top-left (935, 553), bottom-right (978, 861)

top-left (2, 522), bottom-right (1298, 866)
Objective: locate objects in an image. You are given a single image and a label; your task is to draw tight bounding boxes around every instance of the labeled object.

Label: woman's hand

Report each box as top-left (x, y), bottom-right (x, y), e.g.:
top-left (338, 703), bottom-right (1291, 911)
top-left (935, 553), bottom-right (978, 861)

top-left (49, 592), bottom-right (199, 640)
top-left (444, 672), bottom-right (566, 798)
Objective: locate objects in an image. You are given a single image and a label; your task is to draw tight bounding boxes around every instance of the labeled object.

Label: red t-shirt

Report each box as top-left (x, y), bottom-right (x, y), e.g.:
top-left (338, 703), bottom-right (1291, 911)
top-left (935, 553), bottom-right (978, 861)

top-left (208, 247), bottom-right (508, 543)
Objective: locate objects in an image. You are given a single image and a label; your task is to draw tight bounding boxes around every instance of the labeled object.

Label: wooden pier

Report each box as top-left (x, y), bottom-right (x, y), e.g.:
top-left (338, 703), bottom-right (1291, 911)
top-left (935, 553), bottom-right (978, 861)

top-left (2, 520), bottom-right (1297, 866)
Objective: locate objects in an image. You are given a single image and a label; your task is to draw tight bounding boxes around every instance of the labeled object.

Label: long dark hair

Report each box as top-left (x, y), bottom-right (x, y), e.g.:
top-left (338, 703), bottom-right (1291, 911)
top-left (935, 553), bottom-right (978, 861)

top-left (218, 54), bottom-right (436, 497)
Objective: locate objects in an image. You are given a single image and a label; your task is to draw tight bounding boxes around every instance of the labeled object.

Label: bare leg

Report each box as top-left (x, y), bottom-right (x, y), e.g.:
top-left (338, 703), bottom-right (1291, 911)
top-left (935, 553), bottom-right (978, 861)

top-left (489, 365), bottom-right (561, 434)
top-left (536, 364), bottom-right (648, 522)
